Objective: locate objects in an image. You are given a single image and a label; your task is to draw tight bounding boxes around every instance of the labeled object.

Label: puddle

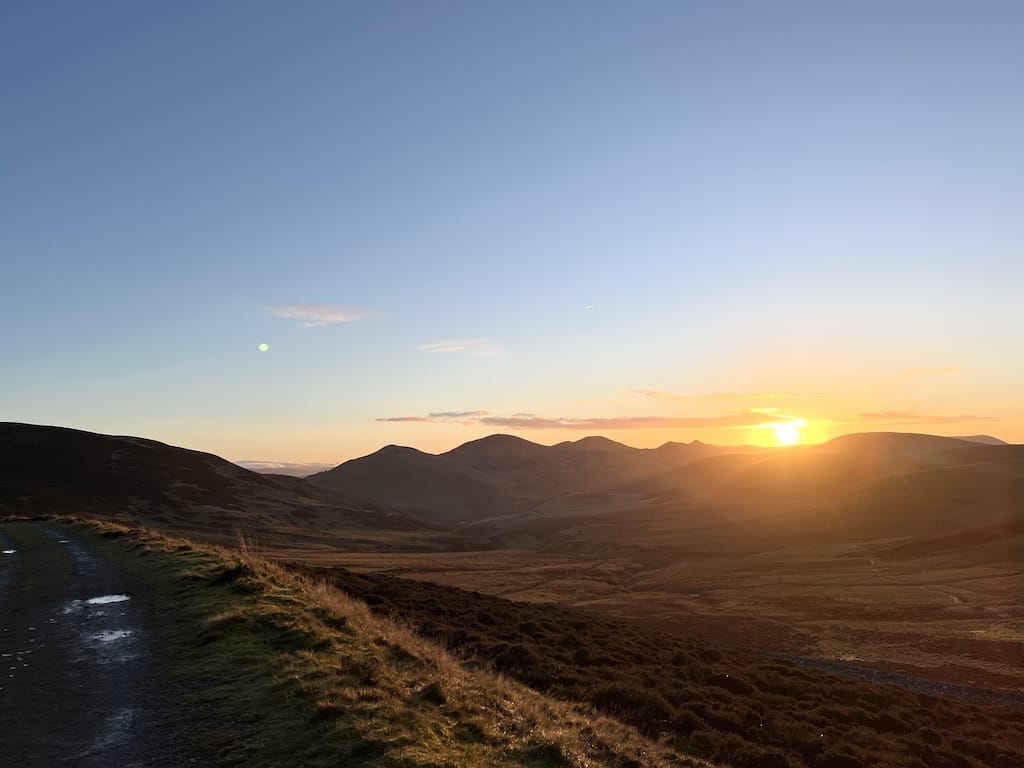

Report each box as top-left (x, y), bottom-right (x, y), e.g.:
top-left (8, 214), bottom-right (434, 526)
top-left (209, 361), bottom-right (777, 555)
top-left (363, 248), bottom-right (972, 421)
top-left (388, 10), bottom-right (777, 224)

top-left (63, 595), bottom-right (130, 617)
top-left (1, 549), bottom-right (15, 555)
top-left (77, 707), bottom-right (135, 757)
top-left (57, 539), bottom-right (70, 544)
top-left (86, 594), bottom-right (130, 605)
top-left (90, 630), bottom-right (133, 643)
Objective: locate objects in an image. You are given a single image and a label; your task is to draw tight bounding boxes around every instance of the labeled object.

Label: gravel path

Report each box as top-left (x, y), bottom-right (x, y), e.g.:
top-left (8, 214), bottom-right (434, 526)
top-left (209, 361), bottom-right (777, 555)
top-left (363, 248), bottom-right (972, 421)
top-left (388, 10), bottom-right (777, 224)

top-left (0, 521), bottom-right (204, 767)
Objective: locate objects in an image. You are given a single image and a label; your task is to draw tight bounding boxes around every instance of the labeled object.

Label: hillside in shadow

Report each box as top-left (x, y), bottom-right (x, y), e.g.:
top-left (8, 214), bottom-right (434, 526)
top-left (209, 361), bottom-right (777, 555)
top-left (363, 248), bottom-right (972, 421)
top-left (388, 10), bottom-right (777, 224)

top-left (0, 423), bottom-right (422, 546)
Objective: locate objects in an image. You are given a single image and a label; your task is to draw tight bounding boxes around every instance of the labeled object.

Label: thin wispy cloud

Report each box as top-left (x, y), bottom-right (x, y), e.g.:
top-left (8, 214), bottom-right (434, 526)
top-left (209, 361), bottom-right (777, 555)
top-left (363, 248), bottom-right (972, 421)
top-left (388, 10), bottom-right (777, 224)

top-left (888, 367), bottom-right (960, 382)
top-left (845, 410), bottom-right (993, 425)
top-left (375, 405), bottom-right (994, 432)
top-left (375, 410), bottom-right (793, 430)
top-left (416, 338), bottom-right (502, 355)
top-left (376, 410), bottom-right (491, 423)
top-left (269, 304), bottom-right (369, 328)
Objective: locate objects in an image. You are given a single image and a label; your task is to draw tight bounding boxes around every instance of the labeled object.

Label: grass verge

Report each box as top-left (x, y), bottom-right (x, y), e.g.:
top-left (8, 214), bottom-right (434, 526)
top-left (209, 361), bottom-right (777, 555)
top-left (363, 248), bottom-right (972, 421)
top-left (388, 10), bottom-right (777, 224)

top-left (66, 518), bottom-right (708, 768)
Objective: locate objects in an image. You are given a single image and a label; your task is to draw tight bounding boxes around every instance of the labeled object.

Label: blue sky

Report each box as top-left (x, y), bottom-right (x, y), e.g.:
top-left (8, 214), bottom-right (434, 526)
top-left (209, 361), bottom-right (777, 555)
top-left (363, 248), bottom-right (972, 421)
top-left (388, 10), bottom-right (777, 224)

top-left (3, 1), bottom-right (1022, 464)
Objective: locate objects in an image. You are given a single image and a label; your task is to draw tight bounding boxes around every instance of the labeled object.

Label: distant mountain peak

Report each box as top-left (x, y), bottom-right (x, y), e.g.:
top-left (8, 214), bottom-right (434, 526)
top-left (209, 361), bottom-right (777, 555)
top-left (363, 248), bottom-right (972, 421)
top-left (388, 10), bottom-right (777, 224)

top-left (442, 434), bottom-right (547, 461)
top-left (573, 435), bottom-right (627, 448)
top-left (377, 444), bottom-right (427, 455)
top-left (458, 433), bottom-right (542, 448)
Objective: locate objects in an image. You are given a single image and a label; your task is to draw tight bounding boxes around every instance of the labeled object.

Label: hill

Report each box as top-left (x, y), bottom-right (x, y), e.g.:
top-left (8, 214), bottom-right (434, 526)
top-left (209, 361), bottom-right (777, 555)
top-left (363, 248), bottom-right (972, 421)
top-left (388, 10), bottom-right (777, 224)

top-left (0, 422), bottom-right (420, 545)
top-left (307, 442), bottom-right (520, 522)
top-left (953, 434), bottom-right (1010, 446)
top-left (307, 432), bottom-right (1022, 706)
top-left (310, 433), bottom-right (762, 523)
top-left (610, 431), bottom-right (1012, 507)
top-left (6, 423), bottom-right (1023, 766)
top-left (309, 431), bottom-right (1018, 528)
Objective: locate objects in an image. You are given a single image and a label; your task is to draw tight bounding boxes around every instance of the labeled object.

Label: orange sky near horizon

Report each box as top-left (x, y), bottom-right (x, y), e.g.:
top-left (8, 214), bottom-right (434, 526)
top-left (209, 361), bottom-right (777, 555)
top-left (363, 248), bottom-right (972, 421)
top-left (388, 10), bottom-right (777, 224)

top-left (154, 374), bottom-right (1022, 465)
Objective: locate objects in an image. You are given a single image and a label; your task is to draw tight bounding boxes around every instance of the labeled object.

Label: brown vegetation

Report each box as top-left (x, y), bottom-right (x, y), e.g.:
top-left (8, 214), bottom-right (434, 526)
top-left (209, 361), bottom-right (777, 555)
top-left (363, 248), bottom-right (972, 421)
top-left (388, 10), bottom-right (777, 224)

top-left (313, 565), bottom-right (1024, 768)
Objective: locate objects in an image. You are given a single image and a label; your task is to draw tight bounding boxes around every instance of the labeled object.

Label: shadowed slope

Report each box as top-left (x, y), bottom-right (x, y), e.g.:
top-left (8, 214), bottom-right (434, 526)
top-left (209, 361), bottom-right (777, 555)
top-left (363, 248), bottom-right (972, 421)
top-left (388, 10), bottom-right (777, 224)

top-left (0, 423), bottom-right (419, 541)
top-left (310, 433), bottom-right (762, 522)
top-left (308, 443), bottom-right (518, 522)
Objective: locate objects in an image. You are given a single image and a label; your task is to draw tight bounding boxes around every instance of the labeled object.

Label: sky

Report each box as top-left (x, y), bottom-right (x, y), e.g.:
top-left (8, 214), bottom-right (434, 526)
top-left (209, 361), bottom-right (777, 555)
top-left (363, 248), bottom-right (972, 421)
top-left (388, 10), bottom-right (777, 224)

top-left (2, 1), bottom-right (1022, 467)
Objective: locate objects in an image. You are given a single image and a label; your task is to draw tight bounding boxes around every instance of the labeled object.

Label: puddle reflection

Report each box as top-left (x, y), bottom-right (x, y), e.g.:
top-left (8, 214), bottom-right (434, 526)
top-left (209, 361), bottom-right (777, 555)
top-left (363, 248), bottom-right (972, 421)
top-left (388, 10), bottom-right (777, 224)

top-left (90, 629), bottom-right (133, 643)
top-left (86, 594), bottom-right (130, 605)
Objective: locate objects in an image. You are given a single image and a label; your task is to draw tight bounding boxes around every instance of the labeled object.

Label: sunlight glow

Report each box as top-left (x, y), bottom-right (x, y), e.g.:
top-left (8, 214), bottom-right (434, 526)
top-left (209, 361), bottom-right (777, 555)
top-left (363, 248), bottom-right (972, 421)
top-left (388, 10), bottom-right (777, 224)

top-left (773, 421), bottom-right (803, 445)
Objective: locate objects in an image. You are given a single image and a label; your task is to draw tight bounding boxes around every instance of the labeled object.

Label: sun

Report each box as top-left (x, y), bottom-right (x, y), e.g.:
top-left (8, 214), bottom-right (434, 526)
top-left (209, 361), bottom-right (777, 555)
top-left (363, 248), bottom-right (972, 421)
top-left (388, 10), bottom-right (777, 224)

top-left (773, 421), bottom-right (802, 446)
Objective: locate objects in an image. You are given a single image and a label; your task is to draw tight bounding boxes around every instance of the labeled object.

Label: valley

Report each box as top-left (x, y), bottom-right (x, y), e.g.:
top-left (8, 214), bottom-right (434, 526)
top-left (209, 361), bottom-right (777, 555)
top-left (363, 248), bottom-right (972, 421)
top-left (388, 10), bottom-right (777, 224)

top-left (282, 432), bottom-right (1024, 696)
top-left (3, 422), bottom-right (1022, 766)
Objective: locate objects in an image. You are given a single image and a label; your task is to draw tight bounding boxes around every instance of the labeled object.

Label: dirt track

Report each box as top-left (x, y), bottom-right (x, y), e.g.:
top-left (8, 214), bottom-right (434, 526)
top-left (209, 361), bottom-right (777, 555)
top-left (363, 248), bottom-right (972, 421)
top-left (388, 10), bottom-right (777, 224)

top-left (0, 521), bottom-right (202, 767)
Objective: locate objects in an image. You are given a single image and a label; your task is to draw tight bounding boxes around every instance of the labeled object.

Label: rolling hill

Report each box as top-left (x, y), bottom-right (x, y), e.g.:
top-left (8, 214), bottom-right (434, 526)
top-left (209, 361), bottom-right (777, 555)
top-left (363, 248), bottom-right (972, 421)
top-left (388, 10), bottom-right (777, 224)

top-left (6, 421), bottom-right (1022, 719)
top-left (0, 422), bottom-right (421, 545)
top-left (611, 432), bottom-right (1015, 506)
top-left (309, 433), bottom-right (763, 522)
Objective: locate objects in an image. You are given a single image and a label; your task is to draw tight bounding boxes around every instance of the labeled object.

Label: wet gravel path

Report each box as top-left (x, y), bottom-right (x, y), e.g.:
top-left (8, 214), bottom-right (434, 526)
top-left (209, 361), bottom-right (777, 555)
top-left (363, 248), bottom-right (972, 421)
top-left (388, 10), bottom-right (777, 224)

top-left (0, 521), bottom-right (202, 767)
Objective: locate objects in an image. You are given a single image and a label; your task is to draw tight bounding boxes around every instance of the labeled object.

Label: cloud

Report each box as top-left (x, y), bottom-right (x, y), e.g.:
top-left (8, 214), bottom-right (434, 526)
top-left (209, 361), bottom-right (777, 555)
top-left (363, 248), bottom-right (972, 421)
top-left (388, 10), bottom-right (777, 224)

top-left (632, 390), bottom-right (792, 402)
top-left (375, 410), bottom-right (792, 431)
top-left (269, 304), bottom-right (369, 327)
top-left (845, 410), bottom-right (993, 425)
top-left (889, 367), bottom-right (959, 381)
top-left (416, 339), bottom-right (501, 355)
top-left (429, 410), bottom-right (492, 419)
top-left (376, 410), bottom-right (491, 423)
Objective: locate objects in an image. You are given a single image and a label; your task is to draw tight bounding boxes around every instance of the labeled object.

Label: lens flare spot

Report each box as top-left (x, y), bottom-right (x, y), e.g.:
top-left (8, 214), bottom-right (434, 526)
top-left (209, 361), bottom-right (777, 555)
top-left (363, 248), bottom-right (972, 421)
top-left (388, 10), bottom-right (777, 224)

top-left (258, 343), bottom-right (269, 352)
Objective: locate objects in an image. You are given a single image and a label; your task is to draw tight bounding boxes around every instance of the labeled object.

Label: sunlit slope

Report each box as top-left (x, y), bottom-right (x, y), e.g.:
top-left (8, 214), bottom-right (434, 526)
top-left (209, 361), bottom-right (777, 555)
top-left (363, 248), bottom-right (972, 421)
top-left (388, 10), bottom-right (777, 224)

top-left (498, 433), bottom-right (1023, 562)
top-left (615, 432), bottom-right (1005, 505)
top-left (0, 423), bottom-right (420, 542)
top-left (818, 448), bottom-right (1024, 541)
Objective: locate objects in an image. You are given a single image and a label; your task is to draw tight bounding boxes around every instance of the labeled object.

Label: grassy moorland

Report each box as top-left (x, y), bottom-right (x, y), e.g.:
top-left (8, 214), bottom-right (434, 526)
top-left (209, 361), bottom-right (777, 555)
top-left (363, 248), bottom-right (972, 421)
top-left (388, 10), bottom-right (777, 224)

top-left (302, 439), bottom-right (1024, 697)
top-left (56, 518), bottom-right (705, 768)
top-left (4, 426), bottom-right (1021, 765)
top-left (312, 565), bottom-right (1024, 768)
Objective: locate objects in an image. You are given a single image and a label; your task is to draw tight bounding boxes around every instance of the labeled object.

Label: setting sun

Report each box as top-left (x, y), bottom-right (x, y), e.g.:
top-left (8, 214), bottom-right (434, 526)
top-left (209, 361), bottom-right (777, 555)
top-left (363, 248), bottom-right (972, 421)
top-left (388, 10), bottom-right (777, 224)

top-left (774, 421), bottom-right (803, 445)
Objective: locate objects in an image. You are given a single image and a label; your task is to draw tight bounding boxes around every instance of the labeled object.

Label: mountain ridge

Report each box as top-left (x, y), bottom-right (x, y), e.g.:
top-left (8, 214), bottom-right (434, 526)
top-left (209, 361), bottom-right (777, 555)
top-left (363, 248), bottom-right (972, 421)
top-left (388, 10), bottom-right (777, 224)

top-left (0, 422), bottom-right (420, 540)
top-left (311, 430), bottom-right (1018, 524)
top-left (309, 431), bottom-right (766, 521)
